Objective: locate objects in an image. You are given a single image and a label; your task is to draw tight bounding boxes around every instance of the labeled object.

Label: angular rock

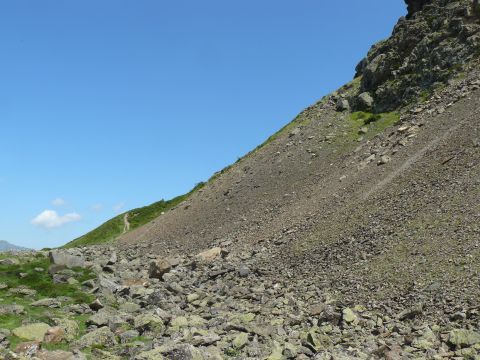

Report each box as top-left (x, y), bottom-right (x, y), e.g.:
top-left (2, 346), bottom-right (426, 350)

top-left (13, 323), bottom-right (50, 341)
top-left (44, 327), bottom-right (65, 344)
top-left (49, 251), bottom-right (85, 268)
top-left (76, 326), bottom-right (117, 348)
top-left (357, 92), bottom-right (374, 110)
top-left (148, 258), bottom-right (172, 279)
top-left (196, 247), bottom-right (224, 262)
top-left (448, 329), bottom-right (480, 348)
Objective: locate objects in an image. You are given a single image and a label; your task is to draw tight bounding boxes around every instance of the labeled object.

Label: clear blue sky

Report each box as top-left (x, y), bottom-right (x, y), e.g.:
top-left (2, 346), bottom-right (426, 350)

top-left (0, 1), bottom-right (405, 249)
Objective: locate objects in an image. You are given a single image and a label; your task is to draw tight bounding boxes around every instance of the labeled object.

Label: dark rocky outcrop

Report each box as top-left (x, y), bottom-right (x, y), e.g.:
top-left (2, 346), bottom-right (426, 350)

top-left (355, 0), bottom-right (480, 111)
top-left (405, 0), bottom-right (432, 18)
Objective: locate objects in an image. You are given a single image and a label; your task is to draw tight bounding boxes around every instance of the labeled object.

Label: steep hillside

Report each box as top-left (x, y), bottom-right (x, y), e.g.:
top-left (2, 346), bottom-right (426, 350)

top-left (68, 0), bottom-right (480, 308)
top-left (4, 1), bottom-right (480, 358)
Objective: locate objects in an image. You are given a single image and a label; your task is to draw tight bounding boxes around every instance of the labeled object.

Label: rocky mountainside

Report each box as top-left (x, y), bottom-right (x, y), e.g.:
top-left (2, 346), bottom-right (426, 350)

top-left (2, 0), bottom-right (479, 359)
top-left (113, 0), bottom-right (480, 308)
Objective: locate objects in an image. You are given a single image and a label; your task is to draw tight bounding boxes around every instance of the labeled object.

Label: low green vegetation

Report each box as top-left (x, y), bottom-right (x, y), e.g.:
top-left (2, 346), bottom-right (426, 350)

top-left (0, 254), bottom-right (94, 302)
top-left (0, 253), bottom-right (96, 352)
top-left (63, 182), bottom-right (205, 248)
top-left (329, 111), bottom-right (400, 155)
top-left (349, 111), bottom-right (400, 141)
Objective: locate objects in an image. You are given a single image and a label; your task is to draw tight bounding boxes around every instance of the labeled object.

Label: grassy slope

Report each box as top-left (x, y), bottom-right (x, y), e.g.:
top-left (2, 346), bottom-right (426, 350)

top-left (63, 182), bottom-right (205, 248)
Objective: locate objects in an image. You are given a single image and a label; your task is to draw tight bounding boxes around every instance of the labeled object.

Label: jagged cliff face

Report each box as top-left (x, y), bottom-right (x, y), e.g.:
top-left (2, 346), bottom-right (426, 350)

top-left (354, 0), bottom-right (480, 112)
top-left (405, 0), bottom-right (432, 18)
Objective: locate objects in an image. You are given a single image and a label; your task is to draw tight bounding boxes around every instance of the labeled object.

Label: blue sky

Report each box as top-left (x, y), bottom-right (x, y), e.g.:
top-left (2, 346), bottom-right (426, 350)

top-left (0, 1), bottom-right (405, 249)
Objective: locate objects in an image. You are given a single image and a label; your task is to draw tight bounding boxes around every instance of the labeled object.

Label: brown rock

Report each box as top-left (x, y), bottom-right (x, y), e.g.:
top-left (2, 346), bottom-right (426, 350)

top-left (44, 327), bottom-right (65, 344)
top-left (89, 298), bottom-right (104, 311)
top-left (15, 341), bottom-right (40, 356)
top-left (196, 247), bottom-right (224, 262)
top-left (308, 303), bottom-right (326, 316)
top-left (148, 258), bottom-right (172, 279)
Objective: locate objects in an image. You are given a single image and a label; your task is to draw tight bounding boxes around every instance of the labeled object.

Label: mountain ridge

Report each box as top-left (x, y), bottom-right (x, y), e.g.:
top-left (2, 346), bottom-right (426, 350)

top-left (0, 240), bottom-right (29, 252)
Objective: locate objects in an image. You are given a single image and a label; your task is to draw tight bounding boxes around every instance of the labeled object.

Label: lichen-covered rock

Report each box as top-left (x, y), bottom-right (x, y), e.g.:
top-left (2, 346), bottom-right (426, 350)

top-left (52, 318), bottom-right (79, 342)
top-left (133, 313), bottom-right (164, 335)
top-left (448, 329), bottom-right (480, 348)
top-left (76, 327), bottom-right (117, 348)
top-left (12, 323), bottom-right (50, 341)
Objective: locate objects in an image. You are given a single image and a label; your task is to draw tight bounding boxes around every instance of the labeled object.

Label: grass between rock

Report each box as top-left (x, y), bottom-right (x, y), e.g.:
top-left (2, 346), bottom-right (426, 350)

top-left (0, 253), bottom-right (96, 353)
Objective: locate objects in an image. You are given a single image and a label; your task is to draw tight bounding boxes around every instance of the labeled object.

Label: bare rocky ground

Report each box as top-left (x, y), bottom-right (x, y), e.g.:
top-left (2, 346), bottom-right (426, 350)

top-left (2, 244), bottom-right (480, 360)
top-left (2, 0), bottom-right (480, 359)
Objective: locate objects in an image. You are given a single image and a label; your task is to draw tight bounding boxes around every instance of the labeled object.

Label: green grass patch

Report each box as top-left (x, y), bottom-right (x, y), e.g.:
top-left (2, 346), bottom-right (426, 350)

top-left (63, 182), bottom-right (205, 248)
top-left (329, 111), bottom-right (400, 155)
top-left (0, 254), bottom-right (97, 353)
top-left (349, 111), bottom-right (400, 140)
top-left (0, 255), bottom-right (94, 303)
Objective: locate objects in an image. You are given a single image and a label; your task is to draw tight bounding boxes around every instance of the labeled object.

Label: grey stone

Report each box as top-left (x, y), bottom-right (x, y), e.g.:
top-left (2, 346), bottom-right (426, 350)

top-left (49, 251), bottom-right (85, 268)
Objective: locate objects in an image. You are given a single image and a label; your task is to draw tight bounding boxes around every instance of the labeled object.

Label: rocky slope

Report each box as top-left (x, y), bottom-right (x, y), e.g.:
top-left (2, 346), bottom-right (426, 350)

top-left (4, 0), bottom-right (479, 359)
top-left (113, 0), bottom-right (480, 310)
top-left (3, 246), bottom-right (480, 359)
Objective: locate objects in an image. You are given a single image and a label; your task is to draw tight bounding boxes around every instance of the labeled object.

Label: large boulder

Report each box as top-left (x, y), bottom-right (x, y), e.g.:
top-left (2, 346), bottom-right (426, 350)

top-left (49, 251), bottom-right (85, 268)
top-left (52, 318), bottom-right (79, 342)
top-left (44, 327), bottom-right (65, 344)
top-left (448, 329), bottom-right (480, 348)
top-left (133, 313), bottom-right (165, 336)
top-left (12, 323), bottom-right (50, 341)
top-left (148, 258), bottom-right (172, 279)
top-left (76, 326), bottom-right (117, 348)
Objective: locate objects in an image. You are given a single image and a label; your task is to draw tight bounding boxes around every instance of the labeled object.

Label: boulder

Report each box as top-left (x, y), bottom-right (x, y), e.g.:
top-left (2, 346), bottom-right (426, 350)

top-left (49, 251), bottom-right (85, 268)
top-left (196, 247), bottom-right (224, 262)
top-left (336, 98), bottom-right (350, 112)
top-left (31, 298), bottom-right (61, 308)
top-left (448, 329), bottom-right (480, 348)
top-left (148, 258), bottom-right (172, 279)
top-left (89, 298), bottom-right (104, 311)
top-left (0, 258), bottom-right (19, 265)
top-left (36, 350), bottom-right (75, 360)
top-left (44, 327), bottom-right (65, 344)
top-left (134, 348), bottom-right (165, 360)
top-left (342, 308), bottom-right (358, 324)
top-left (76, 326), bottom-right (117, 348)
top-left (12, 323), bottom-right (50, 341)
top-left (133, 313), bottom-right (164, 335)
top-left (14, 341), bottom-right (40, 356)
top-left (52, 318), bottom-right (79, 343)
top-left (356, 92), bottom-right (374, 110)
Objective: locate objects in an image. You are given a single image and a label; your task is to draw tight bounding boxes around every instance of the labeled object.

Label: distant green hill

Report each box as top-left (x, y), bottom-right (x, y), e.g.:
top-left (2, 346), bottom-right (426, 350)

top-left (62, 182), bottom-right (205, 248)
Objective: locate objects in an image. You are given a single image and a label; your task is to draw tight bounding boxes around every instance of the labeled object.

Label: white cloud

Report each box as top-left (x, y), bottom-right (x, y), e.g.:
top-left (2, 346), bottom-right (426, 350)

top-left (113, 202), bottom-right (125, 212)
top-left (51, 198), bottom-right (66, 207)
top-left (31, 210), bottom-right (81, 229)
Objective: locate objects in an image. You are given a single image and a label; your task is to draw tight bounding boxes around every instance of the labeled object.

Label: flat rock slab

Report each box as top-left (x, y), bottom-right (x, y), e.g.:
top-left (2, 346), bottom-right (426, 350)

top-left (12, 323), bottom-right (50, 341)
